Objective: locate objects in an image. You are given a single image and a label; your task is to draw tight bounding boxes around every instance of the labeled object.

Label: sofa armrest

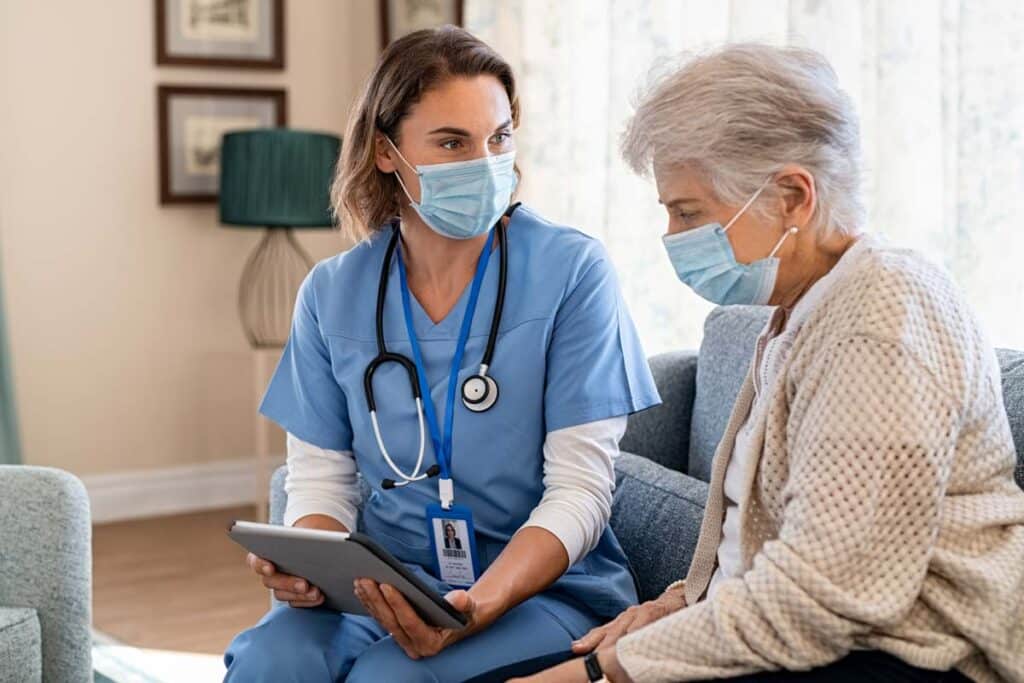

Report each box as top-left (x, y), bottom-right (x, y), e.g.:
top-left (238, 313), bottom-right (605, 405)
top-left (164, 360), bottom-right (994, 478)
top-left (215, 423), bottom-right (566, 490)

top-left (0, 466), bottom-right (92, 683)
top-left (619, 351), bottom-right (699, 474)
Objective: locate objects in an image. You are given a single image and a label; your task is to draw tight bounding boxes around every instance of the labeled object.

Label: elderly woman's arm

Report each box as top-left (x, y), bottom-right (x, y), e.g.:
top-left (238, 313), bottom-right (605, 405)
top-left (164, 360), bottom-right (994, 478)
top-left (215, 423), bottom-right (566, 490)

top-left (615, 334), bottom-right (961, 682)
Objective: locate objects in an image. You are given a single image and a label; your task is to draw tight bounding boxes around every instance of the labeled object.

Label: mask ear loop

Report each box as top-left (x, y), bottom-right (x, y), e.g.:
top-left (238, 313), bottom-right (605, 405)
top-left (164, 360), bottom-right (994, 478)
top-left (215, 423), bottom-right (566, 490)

top-left (722, 180), bottom-right (771, 232)
top-left (721, 178), bottom-right (800, 257)
top-left (384, 136), bottom-right (420, 206)
top-left (768, 226), bottom-right (800, 258)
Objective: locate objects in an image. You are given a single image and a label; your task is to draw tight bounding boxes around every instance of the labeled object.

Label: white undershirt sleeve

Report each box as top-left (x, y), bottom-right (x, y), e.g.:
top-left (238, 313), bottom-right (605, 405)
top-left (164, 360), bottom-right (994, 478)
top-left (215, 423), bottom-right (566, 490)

top-left (519, 416), bottom-right (627, 565)
top-left (283, 432), bottom-right (361, 532)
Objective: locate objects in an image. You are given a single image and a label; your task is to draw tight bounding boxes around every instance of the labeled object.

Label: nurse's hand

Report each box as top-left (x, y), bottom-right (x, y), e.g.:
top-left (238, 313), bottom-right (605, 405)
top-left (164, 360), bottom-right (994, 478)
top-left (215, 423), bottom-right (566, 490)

top-left (246, 553), bottom-right (324, 608)
top-left (570, 583), bottom-right (686, 654)
top-left (354, 579), bottom-right (482, 659)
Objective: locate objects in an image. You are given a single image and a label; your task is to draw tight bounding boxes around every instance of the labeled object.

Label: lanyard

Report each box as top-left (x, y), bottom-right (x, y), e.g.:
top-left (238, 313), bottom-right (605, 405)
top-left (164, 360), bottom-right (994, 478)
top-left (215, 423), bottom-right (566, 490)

top-left (395, 228), bottom-right (496, 503)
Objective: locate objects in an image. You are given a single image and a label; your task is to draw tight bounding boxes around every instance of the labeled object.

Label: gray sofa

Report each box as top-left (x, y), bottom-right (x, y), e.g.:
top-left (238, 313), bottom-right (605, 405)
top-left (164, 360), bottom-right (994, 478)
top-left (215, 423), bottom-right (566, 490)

top-left (270, 305), bottom-right (1024, 605)
top-left (0, 466), bottom-right (92, 683)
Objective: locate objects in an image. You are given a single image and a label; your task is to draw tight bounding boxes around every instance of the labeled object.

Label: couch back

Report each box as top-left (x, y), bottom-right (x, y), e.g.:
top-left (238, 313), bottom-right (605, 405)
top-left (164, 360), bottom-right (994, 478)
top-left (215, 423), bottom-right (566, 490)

top-left (687, 306), bottom-right (1024, 490)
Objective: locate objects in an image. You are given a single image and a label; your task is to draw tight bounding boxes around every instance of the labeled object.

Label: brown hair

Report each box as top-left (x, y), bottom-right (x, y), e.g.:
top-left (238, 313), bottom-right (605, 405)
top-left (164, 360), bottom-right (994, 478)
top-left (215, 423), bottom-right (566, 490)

top-left (331, 26), bottom-right (521, 242)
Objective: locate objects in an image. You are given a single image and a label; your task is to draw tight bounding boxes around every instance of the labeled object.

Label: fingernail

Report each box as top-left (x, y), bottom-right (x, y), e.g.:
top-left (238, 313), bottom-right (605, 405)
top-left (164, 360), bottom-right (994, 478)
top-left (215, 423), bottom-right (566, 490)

top-left (295, 581), bottom-right (305, 592)
top-left (262, 564), bottom-right (272, 575)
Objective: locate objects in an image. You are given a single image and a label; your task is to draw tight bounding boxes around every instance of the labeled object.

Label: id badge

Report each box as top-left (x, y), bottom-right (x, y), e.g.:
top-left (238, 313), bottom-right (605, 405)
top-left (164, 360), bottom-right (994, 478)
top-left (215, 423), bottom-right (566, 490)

top-left (425, 503), bottom-right (480, 588)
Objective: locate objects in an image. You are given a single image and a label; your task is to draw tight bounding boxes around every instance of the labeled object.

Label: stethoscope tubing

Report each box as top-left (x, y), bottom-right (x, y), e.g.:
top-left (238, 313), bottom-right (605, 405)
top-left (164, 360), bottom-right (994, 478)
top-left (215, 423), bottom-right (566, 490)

top-left (363, 204), bottom-right (517, 488)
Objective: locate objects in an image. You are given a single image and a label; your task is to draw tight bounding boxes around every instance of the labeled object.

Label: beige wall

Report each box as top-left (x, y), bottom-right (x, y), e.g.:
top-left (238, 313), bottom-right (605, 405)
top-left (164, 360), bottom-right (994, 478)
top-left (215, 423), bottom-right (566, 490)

top-left (0, 1), bottom-right (378, 476)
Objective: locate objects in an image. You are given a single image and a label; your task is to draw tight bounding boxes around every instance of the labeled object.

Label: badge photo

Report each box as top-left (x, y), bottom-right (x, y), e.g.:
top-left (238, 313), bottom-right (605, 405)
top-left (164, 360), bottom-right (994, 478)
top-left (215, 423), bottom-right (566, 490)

top-left (426, 503), bottom-right (480, 588)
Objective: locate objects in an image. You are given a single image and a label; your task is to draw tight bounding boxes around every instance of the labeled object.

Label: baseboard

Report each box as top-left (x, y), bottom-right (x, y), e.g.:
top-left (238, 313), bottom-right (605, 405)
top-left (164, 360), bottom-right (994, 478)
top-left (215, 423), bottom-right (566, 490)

top-left (83, 456), bottom-right (285, 524)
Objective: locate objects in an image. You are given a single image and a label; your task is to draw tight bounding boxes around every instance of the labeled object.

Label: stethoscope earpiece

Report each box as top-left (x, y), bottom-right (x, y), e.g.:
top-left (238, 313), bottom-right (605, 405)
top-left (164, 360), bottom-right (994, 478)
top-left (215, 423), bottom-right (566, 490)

top-left (461, 374), bottom-right (499, 413)
top-left (382, 464), bottom-right (441, 490)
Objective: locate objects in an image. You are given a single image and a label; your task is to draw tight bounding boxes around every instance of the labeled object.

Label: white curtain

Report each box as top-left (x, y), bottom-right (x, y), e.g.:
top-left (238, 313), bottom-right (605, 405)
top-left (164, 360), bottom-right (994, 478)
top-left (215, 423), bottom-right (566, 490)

top-left (466, 0), bottom-right (1024, 354)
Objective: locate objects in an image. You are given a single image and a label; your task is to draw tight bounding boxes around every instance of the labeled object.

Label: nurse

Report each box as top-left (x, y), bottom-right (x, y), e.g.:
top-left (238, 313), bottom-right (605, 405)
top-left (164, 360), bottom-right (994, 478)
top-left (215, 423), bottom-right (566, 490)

top-left (223, 25), bottom-right (660, 682)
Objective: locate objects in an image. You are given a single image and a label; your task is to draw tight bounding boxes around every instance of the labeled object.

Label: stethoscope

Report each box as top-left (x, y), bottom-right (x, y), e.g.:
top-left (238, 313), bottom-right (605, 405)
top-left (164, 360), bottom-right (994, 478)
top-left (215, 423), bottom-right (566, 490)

top-left (363, 204), bottom-right (518, 491)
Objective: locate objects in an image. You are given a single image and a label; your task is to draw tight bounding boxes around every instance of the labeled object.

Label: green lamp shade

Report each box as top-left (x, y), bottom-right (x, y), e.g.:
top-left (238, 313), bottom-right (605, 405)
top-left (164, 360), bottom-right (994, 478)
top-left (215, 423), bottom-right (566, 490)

top-left (219, 128), bottom-right (340, 228)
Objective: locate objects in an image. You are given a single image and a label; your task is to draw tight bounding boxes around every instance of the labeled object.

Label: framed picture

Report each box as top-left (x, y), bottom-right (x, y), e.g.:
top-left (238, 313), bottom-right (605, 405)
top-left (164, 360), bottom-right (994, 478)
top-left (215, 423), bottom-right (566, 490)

top-left (380, 0), bottom-right (463, 49)
top-left (157, 85), bottom-right (287, 204)
top-left (155, 0), bottom-right (285, 69)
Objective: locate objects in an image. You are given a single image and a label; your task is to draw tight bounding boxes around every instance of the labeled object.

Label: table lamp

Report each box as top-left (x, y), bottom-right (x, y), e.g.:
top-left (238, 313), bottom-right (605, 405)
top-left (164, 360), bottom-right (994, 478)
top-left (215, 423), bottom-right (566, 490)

top-left (219, 128), bottom-right (340, 348)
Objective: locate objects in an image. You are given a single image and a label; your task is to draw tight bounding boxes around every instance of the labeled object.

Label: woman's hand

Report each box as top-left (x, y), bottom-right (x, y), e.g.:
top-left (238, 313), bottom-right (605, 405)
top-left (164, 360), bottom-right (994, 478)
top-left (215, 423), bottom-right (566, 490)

top-left (354, 579), bottom-right (481, 659)
top-left (570, 584), bottom-right (686, 654)
top-left (246, 552), bottom-right (324, 608)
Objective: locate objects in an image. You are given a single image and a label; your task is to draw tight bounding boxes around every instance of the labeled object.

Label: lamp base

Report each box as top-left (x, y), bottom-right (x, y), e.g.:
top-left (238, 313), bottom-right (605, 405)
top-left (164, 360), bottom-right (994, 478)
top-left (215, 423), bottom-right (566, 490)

top-left (239, 227), bottom-right (313, 349)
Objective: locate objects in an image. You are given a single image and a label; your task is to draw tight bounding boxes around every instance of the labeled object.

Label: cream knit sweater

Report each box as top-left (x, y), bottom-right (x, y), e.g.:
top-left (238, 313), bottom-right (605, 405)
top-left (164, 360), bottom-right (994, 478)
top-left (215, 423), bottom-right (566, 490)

top-left (617, 237), bottom-right (1024, 682)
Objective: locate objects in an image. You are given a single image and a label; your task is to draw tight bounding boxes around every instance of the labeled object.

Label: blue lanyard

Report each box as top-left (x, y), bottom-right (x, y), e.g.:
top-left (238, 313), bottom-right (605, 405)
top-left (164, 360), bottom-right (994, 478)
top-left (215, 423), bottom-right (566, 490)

top-left (395, 228), bottom-right (496, 482)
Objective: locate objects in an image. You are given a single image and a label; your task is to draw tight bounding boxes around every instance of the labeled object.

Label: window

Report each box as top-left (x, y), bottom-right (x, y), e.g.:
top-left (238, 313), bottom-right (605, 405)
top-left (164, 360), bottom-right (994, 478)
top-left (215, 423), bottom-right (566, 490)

top-left (468, 0), bottom-right (1024, 353)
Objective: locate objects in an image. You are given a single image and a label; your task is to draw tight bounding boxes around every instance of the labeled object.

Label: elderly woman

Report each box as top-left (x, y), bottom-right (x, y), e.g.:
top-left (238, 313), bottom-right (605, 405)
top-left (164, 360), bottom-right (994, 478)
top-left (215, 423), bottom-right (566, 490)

top-left (519, 44), bottom-right (1024, 683)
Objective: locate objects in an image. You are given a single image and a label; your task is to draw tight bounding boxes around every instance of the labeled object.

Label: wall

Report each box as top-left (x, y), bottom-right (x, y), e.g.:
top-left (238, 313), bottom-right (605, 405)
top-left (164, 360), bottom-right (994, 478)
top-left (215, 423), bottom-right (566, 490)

top-left (0, 0), bottom-right (379, 479)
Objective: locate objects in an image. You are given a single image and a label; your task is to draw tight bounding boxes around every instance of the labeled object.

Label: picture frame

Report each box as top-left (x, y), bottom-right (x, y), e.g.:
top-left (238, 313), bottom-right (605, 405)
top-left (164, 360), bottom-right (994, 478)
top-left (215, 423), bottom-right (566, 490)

top-left (379, 0), bottom-right (463, 50)
top-left (157, 85), bottom-right (287, 205)
top-left (155, 0), bottom-right (285, 70)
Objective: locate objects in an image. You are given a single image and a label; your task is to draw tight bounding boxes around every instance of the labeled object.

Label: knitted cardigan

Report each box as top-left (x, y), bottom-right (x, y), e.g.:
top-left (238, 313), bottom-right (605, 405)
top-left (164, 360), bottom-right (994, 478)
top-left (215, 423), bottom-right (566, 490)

top-left (617, 238), bottom-right (1024, 682)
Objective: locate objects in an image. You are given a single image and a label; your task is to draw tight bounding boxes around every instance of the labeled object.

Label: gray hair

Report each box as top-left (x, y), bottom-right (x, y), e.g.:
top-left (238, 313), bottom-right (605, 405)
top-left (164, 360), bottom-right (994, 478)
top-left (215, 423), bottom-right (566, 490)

top-left (621, 43), bottom-right (864, 236)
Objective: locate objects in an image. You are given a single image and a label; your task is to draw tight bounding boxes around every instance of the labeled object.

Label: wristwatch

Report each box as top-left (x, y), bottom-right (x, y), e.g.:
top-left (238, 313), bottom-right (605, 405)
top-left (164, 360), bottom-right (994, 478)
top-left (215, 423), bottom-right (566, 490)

top-left (583, 651), bottom-right (608, 682)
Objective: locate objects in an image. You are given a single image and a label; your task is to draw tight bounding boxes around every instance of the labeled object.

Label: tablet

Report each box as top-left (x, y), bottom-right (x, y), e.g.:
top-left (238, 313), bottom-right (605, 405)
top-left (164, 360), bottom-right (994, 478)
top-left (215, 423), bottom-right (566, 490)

top-left (227, 520), bottom-right (468, 630)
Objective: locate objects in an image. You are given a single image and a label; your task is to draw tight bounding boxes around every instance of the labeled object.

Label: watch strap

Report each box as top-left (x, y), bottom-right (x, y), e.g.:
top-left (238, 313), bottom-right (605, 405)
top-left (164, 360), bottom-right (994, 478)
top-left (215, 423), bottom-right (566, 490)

top-left (583, 651), bottom-right (607, 682)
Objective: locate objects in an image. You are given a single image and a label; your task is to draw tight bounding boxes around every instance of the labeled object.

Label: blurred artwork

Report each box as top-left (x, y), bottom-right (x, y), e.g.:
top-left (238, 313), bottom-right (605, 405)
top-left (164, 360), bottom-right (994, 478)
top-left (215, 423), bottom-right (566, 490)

top-left (156, 0), bottom-right (283, 69)
top-left (183, 115), bottom-right (260, 176)
top-left (181, 0), bottom-right (260, 42)
top-left (380, 0), bottom-right (463, 49)
top-left (157, 86), bottom-right (286, 204)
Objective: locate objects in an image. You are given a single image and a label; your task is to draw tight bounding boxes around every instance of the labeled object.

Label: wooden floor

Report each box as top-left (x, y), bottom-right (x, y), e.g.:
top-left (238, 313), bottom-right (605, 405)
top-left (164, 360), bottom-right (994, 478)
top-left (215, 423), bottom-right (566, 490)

top-left (92, 505), bottom-right (270, 655)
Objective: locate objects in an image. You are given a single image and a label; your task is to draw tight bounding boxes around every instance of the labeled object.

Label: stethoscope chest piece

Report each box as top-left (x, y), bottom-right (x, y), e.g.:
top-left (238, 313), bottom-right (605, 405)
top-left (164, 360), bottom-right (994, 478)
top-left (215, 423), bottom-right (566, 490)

top-left (461, 374), bottom-right (498, 412)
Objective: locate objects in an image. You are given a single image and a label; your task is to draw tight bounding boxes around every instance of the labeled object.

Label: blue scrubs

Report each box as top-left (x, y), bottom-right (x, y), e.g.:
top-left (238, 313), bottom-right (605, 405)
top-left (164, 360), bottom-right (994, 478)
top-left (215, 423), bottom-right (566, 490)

top-left (224, 205), bottom-right (660, 682)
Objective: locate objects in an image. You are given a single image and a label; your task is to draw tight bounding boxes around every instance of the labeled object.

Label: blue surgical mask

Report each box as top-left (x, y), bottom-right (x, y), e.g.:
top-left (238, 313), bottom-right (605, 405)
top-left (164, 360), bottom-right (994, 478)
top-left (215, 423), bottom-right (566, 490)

top-left (662, 181), bottom-right (798, 306)
top-left (387, 138), bottom-right (518, 240)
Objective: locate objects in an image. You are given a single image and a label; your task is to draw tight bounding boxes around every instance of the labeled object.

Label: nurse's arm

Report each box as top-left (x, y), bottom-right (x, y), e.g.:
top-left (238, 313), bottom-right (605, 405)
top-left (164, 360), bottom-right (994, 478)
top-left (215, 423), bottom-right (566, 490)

top-left (468, 416), bottom-right (628, 623)
top-left (291, 513), bottom-right (348, 532)
top-left (245, 433), bottom-right (360, 608)
top-left (519, 417), bottom-right (626, 567)
top-left (281, 433), bottom-right (360, 532)
top-left (468, 525), bottom-right (571, 621)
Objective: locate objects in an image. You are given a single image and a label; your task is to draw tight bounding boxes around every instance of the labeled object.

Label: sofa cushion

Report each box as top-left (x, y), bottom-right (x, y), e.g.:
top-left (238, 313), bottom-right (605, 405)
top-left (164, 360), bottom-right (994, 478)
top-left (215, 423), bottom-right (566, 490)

top-left (620, 351), bottom-right (699, 474)
top-left (612, 453), bottom-right (708, 602)
top-left (996, 349), bottom-right (1024, 489)
top-left (688, 306), bottom-right (770, 482)
top-left (0, 607), bottom-right (41, 683)
top-left (269, 464), bottom-right (288, 527)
